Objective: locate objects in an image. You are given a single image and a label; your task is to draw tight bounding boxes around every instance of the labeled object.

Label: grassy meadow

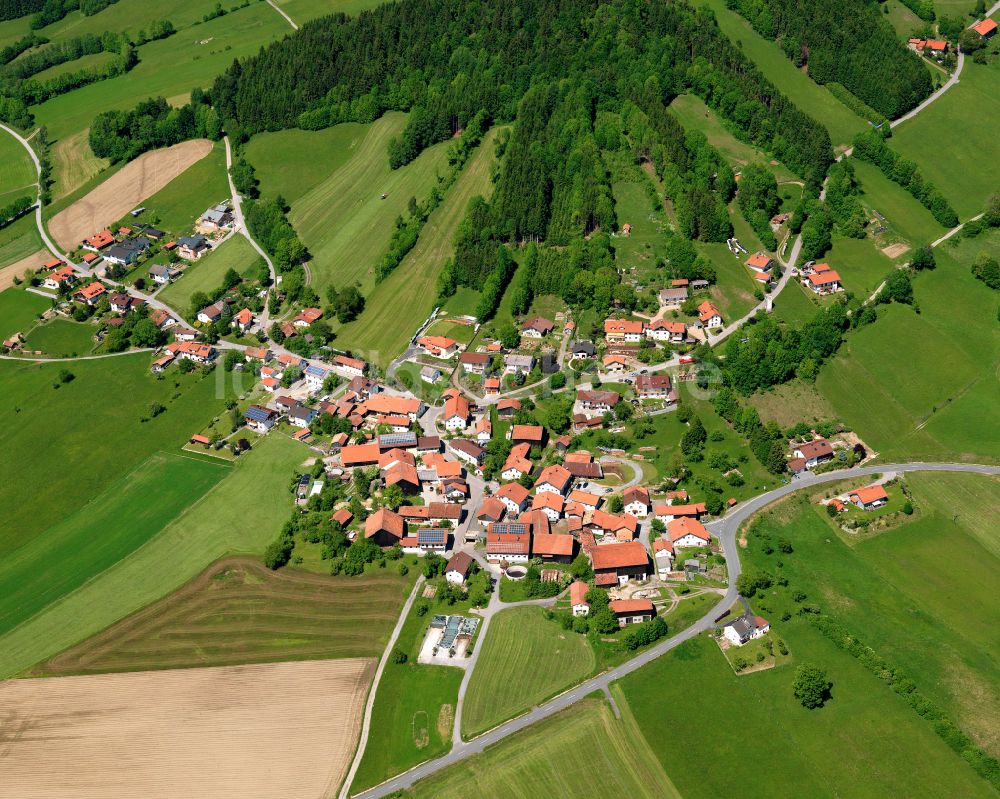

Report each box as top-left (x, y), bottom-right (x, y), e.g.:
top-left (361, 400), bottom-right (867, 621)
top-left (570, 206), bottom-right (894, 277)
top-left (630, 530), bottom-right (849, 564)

top-left (0, 130), bottom-right (36, 207)
top-left (157, 235), bottom-right (264, 315)
top-left (0, 287), bottom-right (50, 340)
top-left (0, 213), bottom-right (44, 271)
top-left (405, 696), bottom-right (682, 799)
top-left (0, 354), bottom-right (237, 551)
top-left (21, 317), bottom-right (98, 356)
top-left (699, 0), bottom-right (868, 150)
top-left (461, 606), bottom-right (596, 738)
top-left (0, 451), bottom-right (229, 640)
top-left (29, 556), bottom-right (415, 676)
top-left (140, 140), bottom-right (230, 234)
top-left (851, 157), bottom-right (947, 250)
top-left (0, 432), bottom-right (306, 679)
top-left (334, 126), bottom-right (501, 367)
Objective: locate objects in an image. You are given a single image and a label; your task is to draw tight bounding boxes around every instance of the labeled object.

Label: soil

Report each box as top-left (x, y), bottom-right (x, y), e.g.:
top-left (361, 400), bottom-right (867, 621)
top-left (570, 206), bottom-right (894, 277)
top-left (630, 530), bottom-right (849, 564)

top-left (0, 249), bottom-right (48, 291)
top-left (49, 139), bottom-right (213, 249)
top-left (0, 658), bottom-right (374, 799)
top-left (881, 242), bottom-right (910, 259)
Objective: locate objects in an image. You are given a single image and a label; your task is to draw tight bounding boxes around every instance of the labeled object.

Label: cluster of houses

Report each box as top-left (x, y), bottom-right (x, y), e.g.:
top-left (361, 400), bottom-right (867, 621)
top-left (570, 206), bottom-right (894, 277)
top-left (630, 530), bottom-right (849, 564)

top-left (745, 251), bottom-right (778, 290)
top-left (569, 580), bottom-right (657, 627)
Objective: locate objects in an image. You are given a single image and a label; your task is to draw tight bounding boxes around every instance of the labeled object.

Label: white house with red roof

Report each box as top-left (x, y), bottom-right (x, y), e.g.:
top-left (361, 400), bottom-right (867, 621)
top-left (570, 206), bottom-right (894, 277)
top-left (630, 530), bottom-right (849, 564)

top-left (698, 301), bottom-right (723, 328)
top-left (723, 613), bottom-right (770, 646)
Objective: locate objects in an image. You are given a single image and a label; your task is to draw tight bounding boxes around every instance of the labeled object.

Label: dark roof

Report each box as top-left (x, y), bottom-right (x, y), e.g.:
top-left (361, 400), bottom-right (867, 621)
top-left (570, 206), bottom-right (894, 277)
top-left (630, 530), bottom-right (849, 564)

top-left (446, 551), bottom-right (473, 576)
top-left (178, 235), bottom-right (208, 248)
top-left (245, 405), bottom-right (276, 423)
top-left (418, 528), bottom-right (448, 546)
top-left (571, 340), bottom-right (596, 356)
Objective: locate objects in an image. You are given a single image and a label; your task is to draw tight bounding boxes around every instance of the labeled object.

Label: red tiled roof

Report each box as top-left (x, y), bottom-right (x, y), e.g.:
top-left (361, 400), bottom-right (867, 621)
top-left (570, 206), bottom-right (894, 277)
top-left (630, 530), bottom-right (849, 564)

top-left (590, 541), bottom-right (647, 570)
top-left (850, 484), bottom-right (889, 505)
top-left (365, 508), bottom-right (404, 540)
top-left (532, 533), bottom-right (574, 557)
top-left (510, 424), bottom-right (544, 442)
top-left (570, 580), bottom-right (589, 606)
top-left (667, 517), bottom-right (710, 544)
top-left (536, 464), bottom-right (572, 491)
top-left (609, 599), bottom-right (654, 614)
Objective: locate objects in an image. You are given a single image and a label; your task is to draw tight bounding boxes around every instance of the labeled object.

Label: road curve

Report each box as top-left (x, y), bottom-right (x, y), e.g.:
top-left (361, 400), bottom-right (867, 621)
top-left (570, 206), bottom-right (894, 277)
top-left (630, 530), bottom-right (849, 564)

top-left (352, 461), bottom-right (1000, 799)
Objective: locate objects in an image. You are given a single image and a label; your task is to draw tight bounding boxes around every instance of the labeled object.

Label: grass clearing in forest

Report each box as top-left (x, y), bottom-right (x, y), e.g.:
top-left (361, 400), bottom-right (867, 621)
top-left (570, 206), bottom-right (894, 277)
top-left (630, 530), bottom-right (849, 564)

top-left (0, 433), bottom-right (306, 679)
top-left (29, 556), bottom-right (414, 676)
top-left (461, 606), bottom-right (595, 738)
top-left (334, 127), bottom-right (500, 367)
top-left (405, 695), bottom-right (681, 799)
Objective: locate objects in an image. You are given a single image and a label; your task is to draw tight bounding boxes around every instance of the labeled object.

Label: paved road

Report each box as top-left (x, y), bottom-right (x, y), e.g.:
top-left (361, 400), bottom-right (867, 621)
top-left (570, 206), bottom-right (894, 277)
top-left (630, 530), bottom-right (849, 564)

top-left (353, 461), bottom-right (1000, 798)
top-left (891, 49), bottom-right (964, 129)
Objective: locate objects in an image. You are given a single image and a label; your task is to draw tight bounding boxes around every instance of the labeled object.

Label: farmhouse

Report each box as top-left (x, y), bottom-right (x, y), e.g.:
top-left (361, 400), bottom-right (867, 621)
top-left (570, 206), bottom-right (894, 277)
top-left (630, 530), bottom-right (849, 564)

top-left (604, 318), bottom-right (643, 343)
top-left (624, 486), bottom-right (650, 517)
top-left (74, 281), bottom-right (106, 306)
top-left (334, 354), bottom-right (367, 377)
top-left (531, 532), bottom-right (575, 562)
top-left (849, 484), bottom-right (889, 510)
top-left (653, 502), bottom-right (706, 523)
top-left (449, 438), bottom-right (485, 468)
top-left (667, 517), bottom-right (711, 548)
top-left (82, 229), bottom-right (115, 250)
top-left (443, 393), bottom-right (472, 431)
top-left (636, 373), bottom-right (676, 400)
top-left (244, 405), bottom-right (279, 432)
top-left (658, 287), bottom-right (688, 308)
top-left (535, 464), bottom-right (573, 495)
top-left (384, 462), bottom-right (421, 494)
top-left (508, 424), bottom-right (545, 446)
top-left (366, 394), bottom-right (424, 421)
top-left (793, 439), bottom-right (834, 468)
top-left (445, 551), bottom-right (474, 585)
top-left (496, 481), bottom-right (531, 514)
top-left (459, 351), bottom-right (489, 374)
top-left (485, 524), bottom-right (531, 563)
top-left (417, 335), bottom-right (460, 358)
top-left (365, 508), bottom-right (405, 547)
top-left (496, 398), bottom-right (521, 418)
top-left (646, 319), bottom-right (686, 343)
top-left (531, 491), bottom-right (565, 522)
top-left (165, 341), bottom-right (216, 363)
top-left (570, 581), bottom-right (590, 616)
top-left (698, 301), bottom-right (723, 328)
top-left (568, 489), bottom-right (601, 512)
top-left (177, 235), bottom-right (210, 260)
top-left (806, 270), bottom-right (842, 294)
top-left (501, 443), bottom-right (533, 481)
top-left (577, 389), bottom-right (619, 415)
top-left (522, 316), bottom-right (554, 337)
top-left (197, 303), bottom-right (224, 325)
top-left (293, 307), bottom-right (323, 327)
top-left (476, 497), bottom-right (507, 527)
top-left (723, 613), bottom-right (770, 646)
top-left (609, 599), bottom-right (655, 627)
top-left (339, 442), bottom-right (382, 467)
top-left (590, 541), bottom-right (649, 586)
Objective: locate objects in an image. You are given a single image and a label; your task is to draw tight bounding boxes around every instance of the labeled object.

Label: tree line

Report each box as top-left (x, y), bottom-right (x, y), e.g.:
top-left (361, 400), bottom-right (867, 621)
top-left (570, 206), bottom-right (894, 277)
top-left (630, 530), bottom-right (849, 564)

top-left (725, 0), bottom-right (932, 119)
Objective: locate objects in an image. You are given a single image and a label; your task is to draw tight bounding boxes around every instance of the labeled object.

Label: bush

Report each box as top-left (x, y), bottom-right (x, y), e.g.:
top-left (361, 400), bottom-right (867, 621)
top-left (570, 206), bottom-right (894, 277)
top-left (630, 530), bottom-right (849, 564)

top-left (391, 647), bottom-right (408, 664)
top-left (793, 663), bottom-right (832, 708)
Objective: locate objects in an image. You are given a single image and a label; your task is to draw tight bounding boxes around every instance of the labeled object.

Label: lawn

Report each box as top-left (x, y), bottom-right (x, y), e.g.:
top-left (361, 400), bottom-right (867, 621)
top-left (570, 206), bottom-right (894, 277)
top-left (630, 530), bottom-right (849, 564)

top-left (0, 286), bottom-right (50, 340)
top-left (140, 140), bottom-right (230, 235)
top-left (28, 556), bottom-right (414, 676)
top-left (670, 94), bottom-right (800, 182)
top-left (351, 575), bottom-right (470, 792)
top-left (699, 0), bottom-right (868, 150)
top-left (619, 630), bottom-right (995, 798)
top-left (612, 176), bottom-right (670, 282)
top-left (156, 235), bottom-right (264, 315)
top-left (891, 60), bottom-right (1000, 219)
top-left (422, 318), bottom-right (477, 344)
top-left (737, 474), bottom-right (1000, 760)
top-left (0, 451), bottom-right (229, 641)
top-left (26, 0), bottom-right (226, 46)
top-left (33, 2), bottom-right (289, 196)
top-left (31, 49), bottom-right (117, 83)
top-left (404, 696), bottom-right (681, 799)
top-left (769, 279), bottom-right (824, 328)
top-left (821, 234), bottom-right (895, 300)
top-left (273, 0), bottom-right (389, 25)
top-left (0, 432), bottom-right (306, 679)
top-left (260, 113), bottom-right (450, 301)
top-left (334, 127), bottom-right (501, 367)
top-left (22, 317), bottom-right (97, 356)
top-left (0, 354), bottom-right (238, 553)
top-left (0, 128), bottom-right (36, 207)
top-left (816, 254), bottom-right (999, 462)
top-left (461, 606), bottom-right (596, 738)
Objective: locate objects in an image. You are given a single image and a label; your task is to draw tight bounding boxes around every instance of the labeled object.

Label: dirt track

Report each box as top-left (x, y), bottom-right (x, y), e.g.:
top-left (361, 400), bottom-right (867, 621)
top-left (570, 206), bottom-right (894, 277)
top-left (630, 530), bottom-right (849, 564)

top-left (0, 658), bottom-right (374, 799)
top-left (48, 139), bottom-right (213, 249)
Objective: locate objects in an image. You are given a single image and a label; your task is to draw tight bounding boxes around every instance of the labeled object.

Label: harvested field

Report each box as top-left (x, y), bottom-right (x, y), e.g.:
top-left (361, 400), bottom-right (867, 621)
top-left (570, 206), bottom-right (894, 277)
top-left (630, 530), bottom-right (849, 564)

top-left (29, 556), bottom-right (413, 676)
top-left (48, 139), bottom-right (212, 249)
top-left (0, 658), bottom-right (374, 799)
top-left (0, 249), bottom-right (48, 291)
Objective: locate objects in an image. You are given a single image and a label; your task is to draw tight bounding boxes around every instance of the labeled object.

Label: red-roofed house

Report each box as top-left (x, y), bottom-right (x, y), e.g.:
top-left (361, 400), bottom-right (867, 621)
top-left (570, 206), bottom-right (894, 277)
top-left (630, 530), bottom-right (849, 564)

top-left (417, 335), bottom-right (459, 358)
top-left (232, 308), bottom-right (255, 333)
top-left (459, 351), bottom-right (489, 374)
top-left (501, 443), bottom-right (532, 481)
top-left (535, 464), bottom-right (572, 495)
top-left (806, 270), bottom-right (842, 294)
top-left (532, 533), bottom-right (575, 563)
top-left (624, 486), bottom-right (650, 517)
top-left (570, 581), bottom-right (590, 616)
top-left (293, 307), bottom-right (323, 327)
top-left (746, 252), bottom-right (773, 271)
top-left (486, 531), bottom-right (530, 563)
top-left (973, 18), bottom-right (997, 38)
top-left (849, 484), bottom-right (889, 510)
top-left (496, 482), bottom-right (531, 514)
top-left (507, 424), bottom-right (545, 446)
top-left (653, 503), bottom-right (707, 523)
top-left (365, 508), bottom-right (405, 547)
top-left (83, 229), bottom-right (115, 250)
top-left (793, 439), bottom-right (834, 468)
top-left (43, 264), bottom-right (77, 290)
top-left (698, 301), bottom-right (723, 328)
top-left (74, 281), bottom-right (106, 305)
top-left (667, 517), bottom-right (711, 547)
top-left (590, 541), bottom-right (649, 585)
top-left (531, 491), bottom-right (565, 522)
top-left (443, 393), bottom-right (472, 431)
top-left (604, 318), bottom-right (644, 342)
top-left (522, 316), bottom-right (554, 338)
top-left (609, 599), bottom-right (655, 626)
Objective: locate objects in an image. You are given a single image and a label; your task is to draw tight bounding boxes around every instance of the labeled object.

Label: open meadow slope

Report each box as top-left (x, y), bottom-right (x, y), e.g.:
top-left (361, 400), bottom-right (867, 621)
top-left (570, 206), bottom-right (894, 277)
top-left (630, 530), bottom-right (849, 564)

top-left (48, 139), bottom-right (213, 249)
top-left (404, 697), bottom-right (682, 799)
top-left (157, 235), bottom-right (264, 315)
top-left (0, 286), bottom-right (50, 340)
top-left (0, 214), bottom-right (45, 275)
top-left (139, 139), bottom-right (230, 235)
top-left (0, 130), bottom-right (37, 207)
top-left (0, 433), bottom-right (305, 679)
top-left (0, 658), bottom-right (374, 799)
top-left (334, 127), bottom-right (501, 366)
top-left (29, 556), bottom-right (414, 676)
top-left (461, 606), bottom-right (596, 738)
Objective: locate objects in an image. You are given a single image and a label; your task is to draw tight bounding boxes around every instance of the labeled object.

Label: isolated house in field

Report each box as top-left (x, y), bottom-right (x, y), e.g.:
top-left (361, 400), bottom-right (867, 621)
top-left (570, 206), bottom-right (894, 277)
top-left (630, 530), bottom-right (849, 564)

top-left (522, 316), bottom-right (554, 338)
top-left (849, 484), bottom-right (889, 511)
top-left (806, 270), bottom-right (842, 294)
top-left (926, 38), bottom-right (949, 56)
top-left (746, 252), bottom-right (773, 272)
top-left (609, 598), bottom-right (655, 627)
top-left (570, 581), bottom-right (590, 616)
top-left (177, 235), bottom-right (210, 260)
top-left (723, 613), bottom-right (770, 646)
top-left (365, 508), bottom-right (405, 547)
top-left (244, 404), bottom-right (279, 433)
top-left (793, 439), bottom-right (834, 468)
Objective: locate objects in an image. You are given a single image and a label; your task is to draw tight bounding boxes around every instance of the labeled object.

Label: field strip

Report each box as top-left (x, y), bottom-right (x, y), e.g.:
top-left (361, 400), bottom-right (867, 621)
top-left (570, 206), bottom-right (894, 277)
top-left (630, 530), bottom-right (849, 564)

top-left (48, 139), bottom-right (213, 250)
top-left (0, 658), bottom-right (375, 799)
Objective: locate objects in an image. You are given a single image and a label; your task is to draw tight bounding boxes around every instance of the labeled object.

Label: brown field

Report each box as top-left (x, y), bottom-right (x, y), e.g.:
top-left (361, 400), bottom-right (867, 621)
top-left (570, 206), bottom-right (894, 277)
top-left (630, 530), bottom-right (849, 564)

top-left (28, 556), bottom-right (413, 677)
top-left (0, 249), bottom-right (48, 290)
top-left (48, 139), bottom-right (213, 248)
top-left (0, 658), bottom-right (373, 799)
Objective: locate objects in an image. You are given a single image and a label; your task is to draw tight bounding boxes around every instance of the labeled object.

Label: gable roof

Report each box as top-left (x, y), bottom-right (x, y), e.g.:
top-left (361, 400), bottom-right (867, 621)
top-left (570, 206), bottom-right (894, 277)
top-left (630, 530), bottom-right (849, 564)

top-left (510, 424), bottom-right (544, 441)
top-left (496, 482), bottom-right (530, 504)
top-left (365, 508), bottom-right (404, 540)
top-left (590, 541), bottom-right (648, 571)
top-left (570, 581), bottom-right (589, 606)
top-left (850, 484), bottom-right (889, 505)
top-left (667, 517), bottom-right (710, 544)
top-left (446, 551), bottom-right (473, 576)
top-left (624, 486), bottom-right (650, 506)
top-left (796, 439), bottom-right (833, 460)
top-left (609, 598), bottom-right (654, 614)
top-left (536, 464), bottom-right (572, 491)
top-left (522, 316), bottom-right (554, 334)
top-left (532, 533), bottom-right (574, 557)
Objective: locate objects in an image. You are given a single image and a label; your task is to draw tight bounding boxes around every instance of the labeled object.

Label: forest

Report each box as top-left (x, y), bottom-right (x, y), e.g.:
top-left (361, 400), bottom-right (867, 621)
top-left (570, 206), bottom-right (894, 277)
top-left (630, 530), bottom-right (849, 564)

top-left (724, 0), bottom-right (932, 119)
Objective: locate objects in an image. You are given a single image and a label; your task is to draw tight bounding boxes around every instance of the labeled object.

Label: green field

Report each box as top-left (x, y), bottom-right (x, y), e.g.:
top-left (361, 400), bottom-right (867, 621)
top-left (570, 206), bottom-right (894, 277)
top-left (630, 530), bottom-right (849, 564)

top-left (405, 695), bottom-right (681, 799)
top-left (22, 317), bottom-right (97, 356)
top-left (612, 175), bottom-right (670, 283)
top-left (738, 473), bottom-right (1000, 758)
top-left (31, 49), bottom-right (116, 84)
top-left (29, 556), bottom-right (414, 675)
top-left (461, 606), bottom-right (596, 738)
top-left (0, 212), bottom-right (44, 270)
top-left (0, 432), bottom-right (306, 678)
top-left (0, 287), bottom-right (50, 340)
top-left (140, 140), bottom-right (230, 234)
top-left (0, 451), bottom-right (229, 640)
top-left (274, 0), bottom-right (388, 25)
top-left (334, 126), bottom-right (501, 366)
top-left (33, 2), bottom-right (289, 196)
top-left (770, 279), bottom-right (824, 327)
top-left (892, 61), bottom-right (1000, 219)
top-left (816, 253), bottom-right (999, 462)
top-left (0, 354), bottom-right (236, 552)
top-left (0, 129), bottom-right (36, 207)
top-left (851, 157), bottom-right (947, 249)
top-left (821, 234), bottom-right (895, 299)
top-left (157, 235), bottom-right (263, 314)
top-left (621, 630), bottom-right (995, 798)
top-left (699, 0), bottom-right (868, 150)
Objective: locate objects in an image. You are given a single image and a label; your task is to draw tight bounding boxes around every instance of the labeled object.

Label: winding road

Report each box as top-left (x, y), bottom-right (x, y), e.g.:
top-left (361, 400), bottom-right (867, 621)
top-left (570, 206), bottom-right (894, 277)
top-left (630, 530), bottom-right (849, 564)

top-left (352, 461), bottom-right (1000, 798)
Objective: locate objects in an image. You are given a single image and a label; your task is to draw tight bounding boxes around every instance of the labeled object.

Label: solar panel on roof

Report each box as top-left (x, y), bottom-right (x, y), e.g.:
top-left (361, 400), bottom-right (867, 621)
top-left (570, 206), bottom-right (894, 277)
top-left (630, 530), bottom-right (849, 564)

top-left (245, 406), bottom-right (271, 422)
top-left (378, 432), bottom-right (418, 447)
top-left (491, 523), bottom-right (527, 535)
top-left (418, 528), bottom-right (447, 545)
